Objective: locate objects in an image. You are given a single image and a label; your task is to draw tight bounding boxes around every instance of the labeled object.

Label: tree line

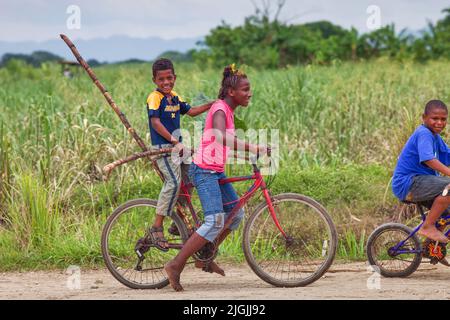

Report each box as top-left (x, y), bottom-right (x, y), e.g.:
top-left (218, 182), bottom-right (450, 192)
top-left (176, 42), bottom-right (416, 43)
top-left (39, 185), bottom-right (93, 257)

top-left (0, 51), bottom-right (107, 68)
top-left (190, 6), bottom-right (450, 68)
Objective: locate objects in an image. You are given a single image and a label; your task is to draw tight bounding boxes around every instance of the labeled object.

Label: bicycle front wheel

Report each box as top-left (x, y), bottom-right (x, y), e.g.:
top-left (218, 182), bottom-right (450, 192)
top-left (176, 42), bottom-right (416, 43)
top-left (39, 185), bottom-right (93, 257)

top-left (101, 198), bottom-right (189, 289)
top-left (243, 193), bottom-right (337, 287)
top-left (366, 223), bottom-right (422, 277)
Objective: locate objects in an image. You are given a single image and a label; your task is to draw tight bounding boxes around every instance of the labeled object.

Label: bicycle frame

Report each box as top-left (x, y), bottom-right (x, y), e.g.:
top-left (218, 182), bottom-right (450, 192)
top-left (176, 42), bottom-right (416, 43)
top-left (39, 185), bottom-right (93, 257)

top-left (390, 204), bottom-right (450, 255)
top-left (174, 162), bottom-right (288, 242)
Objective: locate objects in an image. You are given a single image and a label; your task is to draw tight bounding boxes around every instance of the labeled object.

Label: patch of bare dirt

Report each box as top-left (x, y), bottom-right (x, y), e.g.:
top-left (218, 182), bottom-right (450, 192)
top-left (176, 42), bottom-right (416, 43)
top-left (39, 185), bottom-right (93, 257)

top-left (1, 262), bottom-right (449, 300)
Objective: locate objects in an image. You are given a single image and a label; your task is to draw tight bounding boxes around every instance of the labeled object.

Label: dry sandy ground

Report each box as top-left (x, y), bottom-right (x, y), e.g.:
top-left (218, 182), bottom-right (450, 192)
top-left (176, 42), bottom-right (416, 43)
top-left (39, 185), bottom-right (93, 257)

top-left (1, 262), bottom-right (449, 300)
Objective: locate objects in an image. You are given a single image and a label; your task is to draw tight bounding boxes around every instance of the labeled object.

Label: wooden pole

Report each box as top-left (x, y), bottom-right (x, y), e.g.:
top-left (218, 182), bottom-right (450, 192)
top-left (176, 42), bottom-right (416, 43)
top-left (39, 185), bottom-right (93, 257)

top-left (103, 148), bottom-right (172, 177)
top-left (59, 34), bottom-right (164, 181)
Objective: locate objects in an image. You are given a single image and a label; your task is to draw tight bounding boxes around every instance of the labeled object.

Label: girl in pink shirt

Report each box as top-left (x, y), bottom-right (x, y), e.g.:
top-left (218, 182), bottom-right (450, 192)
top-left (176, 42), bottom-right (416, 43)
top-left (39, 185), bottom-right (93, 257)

top-left (192, 98), bottom-right (235, 172)
top-left (164, 65), bottom-right (268, 292)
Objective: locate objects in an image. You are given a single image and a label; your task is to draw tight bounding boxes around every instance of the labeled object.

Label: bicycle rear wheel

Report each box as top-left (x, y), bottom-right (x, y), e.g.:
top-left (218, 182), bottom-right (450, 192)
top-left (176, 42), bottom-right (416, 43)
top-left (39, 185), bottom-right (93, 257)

top-left (101, 198), bottom-right (189, 289)
top-left (243, 193), bottom-right (337, 287)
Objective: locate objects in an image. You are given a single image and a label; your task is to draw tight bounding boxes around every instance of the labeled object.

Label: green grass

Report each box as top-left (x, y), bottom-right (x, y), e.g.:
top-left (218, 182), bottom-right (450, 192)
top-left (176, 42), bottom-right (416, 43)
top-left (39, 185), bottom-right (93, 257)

top-left (0, 58), bottom-right (449, 270)
top-left (337, 230), bottom-right (367, 261)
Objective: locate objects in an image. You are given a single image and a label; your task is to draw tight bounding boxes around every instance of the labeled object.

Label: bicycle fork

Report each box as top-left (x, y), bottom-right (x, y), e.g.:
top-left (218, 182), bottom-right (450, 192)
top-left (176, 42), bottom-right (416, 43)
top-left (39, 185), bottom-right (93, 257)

top-left (262, 189), bottom-right (290, 241)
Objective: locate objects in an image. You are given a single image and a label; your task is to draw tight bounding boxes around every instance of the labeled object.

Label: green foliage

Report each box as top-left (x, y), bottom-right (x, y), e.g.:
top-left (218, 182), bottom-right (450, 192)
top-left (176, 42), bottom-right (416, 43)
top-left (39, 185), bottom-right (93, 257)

top-left (272, 165), bottom-right (389, 205)
top-left (1, 51), bottom-right (63, 67)
top-left (157, 50), bottom-right (194, 62)
top-left (193, 6), bottom-right (450, 68)
top-left (338, 230), bottom-right (367, 261)
top-left (424, 8), bottom-right (450, 60)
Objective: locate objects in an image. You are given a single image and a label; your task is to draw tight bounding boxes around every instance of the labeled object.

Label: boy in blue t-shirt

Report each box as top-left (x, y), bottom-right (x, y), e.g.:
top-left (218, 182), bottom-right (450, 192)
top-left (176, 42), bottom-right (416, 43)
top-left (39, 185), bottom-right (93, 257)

top-left (392, 100), bottom-right (450, 243)
top-left (146, 58), bottom-right (213, 251)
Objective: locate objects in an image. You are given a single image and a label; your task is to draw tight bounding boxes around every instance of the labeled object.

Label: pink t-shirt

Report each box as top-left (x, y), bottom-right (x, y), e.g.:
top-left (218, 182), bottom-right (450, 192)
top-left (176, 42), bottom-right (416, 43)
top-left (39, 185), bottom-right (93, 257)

top-left (193, 100), bottom-right (235, 172)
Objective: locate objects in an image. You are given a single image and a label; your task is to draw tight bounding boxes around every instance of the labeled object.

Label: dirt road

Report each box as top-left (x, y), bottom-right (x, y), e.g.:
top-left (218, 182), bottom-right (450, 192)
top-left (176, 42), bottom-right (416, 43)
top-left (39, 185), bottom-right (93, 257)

top-left (1, 262), bottom-right (449, 300)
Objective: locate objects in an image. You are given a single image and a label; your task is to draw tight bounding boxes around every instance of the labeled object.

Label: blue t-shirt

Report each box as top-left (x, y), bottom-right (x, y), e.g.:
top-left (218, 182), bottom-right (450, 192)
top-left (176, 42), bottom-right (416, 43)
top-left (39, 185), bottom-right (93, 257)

top-left (146, 90), bottom-right (191, 146)
top-left (392, 125), bottom-right (450, 200)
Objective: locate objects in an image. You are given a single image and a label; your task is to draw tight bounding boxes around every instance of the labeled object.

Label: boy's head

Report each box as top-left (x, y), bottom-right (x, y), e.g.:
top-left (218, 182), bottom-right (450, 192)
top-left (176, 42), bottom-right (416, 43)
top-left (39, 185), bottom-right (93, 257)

top-left (152, 58), bottom-right (176, 95)
top-left (423, 100), bottom-right (448, 134)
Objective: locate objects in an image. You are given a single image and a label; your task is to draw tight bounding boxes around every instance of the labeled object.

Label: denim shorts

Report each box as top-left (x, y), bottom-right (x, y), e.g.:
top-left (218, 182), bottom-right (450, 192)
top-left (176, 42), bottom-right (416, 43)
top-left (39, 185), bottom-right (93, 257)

top-left (408, 175), bottom-right (450, 209)
top-left (188, 163), bottom-right (244, 241)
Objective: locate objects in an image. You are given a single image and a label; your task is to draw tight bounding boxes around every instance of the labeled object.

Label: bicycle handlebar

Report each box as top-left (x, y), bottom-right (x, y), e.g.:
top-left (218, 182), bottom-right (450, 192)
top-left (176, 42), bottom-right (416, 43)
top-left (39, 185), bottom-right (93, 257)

top-left (249, 147), bottom-right (272, 171)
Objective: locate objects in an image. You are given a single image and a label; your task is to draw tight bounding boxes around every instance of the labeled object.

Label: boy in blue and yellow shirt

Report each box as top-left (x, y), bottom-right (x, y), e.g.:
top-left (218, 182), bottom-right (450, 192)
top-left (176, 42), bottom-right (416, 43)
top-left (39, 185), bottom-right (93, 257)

top-left (147, 58), bottom-right (213, 250)
top-left (393, 100), bottom-right (450, 243)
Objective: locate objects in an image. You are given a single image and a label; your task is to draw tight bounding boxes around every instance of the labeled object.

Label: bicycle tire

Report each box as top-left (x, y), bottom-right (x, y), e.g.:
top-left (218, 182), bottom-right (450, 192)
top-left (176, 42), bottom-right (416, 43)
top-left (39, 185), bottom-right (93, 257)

top-left (101, 198), bottom-right (189, 289)
top-left (243, 193), bottom-right (337, 287)
top-left (366, 223), bottom-right (422, 277)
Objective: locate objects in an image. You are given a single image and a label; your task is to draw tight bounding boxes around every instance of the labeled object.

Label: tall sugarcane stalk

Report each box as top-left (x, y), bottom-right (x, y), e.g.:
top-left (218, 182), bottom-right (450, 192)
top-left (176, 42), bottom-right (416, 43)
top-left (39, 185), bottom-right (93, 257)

top-left (59, 34), bottom-right (165, 181)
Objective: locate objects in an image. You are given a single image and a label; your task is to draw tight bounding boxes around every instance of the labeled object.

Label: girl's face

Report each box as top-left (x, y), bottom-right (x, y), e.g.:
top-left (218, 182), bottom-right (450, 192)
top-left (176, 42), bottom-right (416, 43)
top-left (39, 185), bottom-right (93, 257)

top-left (230, 78), bottom-right (252, 107)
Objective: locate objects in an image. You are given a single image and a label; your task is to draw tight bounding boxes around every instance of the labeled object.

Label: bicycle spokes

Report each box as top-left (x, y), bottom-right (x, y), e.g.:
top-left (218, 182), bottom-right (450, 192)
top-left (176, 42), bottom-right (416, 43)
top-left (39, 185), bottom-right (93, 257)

top-left (244, 194), bottom-right (337, 287)
top-left (366, 223), bottom-right (422, 277)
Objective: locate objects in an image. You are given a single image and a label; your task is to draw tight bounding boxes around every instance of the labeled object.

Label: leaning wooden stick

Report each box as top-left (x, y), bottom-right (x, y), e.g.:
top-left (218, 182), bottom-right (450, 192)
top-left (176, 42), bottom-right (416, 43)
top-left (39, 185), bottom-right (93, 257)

top-left (103, 148), bottom-right (173, 177)
top-left (103, 149), bottom-right (251, 178)
top-left (59, 34), bottom-right (164, 180)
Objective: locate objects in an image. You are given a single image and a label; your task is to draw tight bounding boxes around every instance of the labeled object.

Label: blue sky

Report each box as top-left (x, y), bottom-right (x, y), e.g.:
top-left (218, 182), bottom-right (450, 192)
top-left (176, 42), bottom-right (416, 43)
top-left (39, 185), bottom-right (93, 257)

top-left (0, 0), bottom-right (449, 42)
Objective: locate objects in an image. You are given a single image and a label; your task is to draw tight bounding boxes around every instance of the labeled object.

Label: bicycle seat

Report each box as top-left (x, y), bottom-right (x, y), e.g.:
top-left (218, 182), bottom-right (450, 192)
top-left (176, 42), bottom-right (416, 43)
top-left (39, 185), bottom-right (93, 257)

top-left (401, 199), bottom-right (433, 209)
top-left (401, 200), bottom-right (419, 205)
top-left (401, 200), bottom-right (431, 212)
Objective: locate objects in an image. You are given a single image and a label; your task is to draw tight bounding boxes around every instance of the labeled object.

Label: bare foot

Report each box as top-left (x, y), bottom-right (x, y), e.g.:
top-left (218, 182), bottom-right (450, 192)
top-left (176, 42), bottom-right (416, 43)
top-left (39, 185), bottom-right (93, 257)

top-left (164, 261), bottom-right (184, 292)
top-left (195, 260), bottom-right (225, 276)
top-left (418, 226), bottom-right (449, 243)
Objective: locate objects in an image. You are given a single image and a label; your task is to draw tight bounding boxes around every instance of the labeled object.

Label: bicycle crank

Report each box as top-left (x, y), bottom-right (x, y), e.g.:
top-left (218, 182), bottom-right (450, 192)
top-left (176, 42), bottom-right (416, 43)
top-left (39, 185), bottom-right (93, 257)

top-left (422, 239), bottom-right (447, 265)
top-left (193, 241), bottom-right (218, 263)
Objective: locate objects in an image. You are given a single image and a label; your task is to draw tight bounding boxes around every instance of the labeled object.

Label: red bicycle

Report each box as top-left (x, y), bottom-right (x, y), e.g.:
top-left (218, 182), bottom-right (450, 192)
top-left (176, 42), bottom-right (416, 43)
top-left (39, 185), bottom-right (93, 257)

top-left (101, 149), bottom-right (337, 288)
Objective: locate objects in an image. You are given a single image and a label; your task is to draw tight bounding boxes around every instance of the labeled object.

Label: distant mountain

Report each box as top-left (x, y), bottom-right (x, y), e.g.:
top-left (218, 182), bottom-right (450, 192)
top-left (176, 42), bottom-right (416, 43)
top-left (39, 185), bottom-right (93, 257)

top-left (0, 35), bottom-right (203, 63)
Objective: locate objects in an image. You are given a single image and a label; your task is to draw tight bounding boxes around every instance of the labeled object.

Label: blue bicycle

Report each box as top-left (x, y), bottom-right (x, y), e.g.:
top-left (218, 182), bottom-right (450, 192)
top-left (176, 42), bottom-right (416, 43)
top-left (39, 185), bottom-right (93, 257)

top-left (367, 200), bottom-right (450, 277)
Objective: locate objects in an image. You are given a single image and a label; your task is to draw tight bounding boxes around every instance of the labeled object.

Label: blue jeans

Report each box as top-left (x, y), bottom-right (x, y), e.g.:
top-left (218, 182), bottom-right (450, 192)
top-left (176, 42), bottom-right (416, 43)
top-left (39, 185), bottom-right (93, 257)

top-left (188, 163), bottom-right (244, 242)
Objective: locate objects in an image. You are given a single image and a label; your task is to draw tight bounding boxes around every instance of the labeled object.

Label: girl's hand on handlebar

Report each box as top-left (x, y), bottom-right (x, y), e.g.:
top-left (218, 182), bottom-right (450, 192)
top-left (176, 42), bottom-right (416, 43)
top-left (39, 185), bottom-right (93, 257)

top-left (249, 144), bottom-right (272, 158)
top-left (257, 145), bottom-right (271, 157)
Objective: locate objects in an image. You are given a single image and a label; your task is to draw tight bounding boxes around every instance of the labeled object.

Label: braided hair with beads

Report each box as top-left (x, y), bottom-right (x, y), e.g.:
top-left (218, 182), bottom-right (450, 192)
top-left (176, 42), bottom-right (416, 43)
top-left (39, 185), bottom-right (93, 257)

top-left (218, 64), bottom-right (248, 100)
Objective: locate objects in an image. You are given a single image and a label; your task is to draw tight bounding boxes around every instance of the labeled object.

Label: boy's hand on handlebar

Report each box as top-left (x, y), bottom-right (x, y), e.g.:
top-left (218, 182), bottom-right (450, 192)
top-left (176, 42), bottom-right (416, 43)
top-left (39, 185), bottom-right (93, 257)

top-left (173, 141), bottom-right (185, 157)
